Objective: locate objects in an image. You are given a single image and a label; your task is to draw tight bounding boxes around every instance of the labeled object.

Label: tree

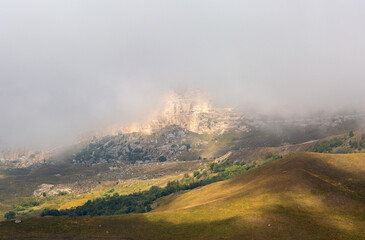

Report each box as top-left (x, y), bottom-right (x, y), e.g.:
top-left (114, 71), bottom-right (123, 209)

top-left (349, 131), bottom-right (354, 138)
top-left (4, 211), bottom-right (16, 220)
top-left (183, 143), bottom-right (191, 150)
top-left (158, 156), bottom-right (167, 162)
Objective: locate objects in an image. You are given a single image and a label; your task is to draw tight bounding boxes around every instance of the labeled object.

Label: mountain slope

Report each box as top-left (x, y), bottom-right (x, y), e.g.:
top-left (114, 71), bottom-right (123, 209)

top-left (1, 153), bottom-right (364, 240)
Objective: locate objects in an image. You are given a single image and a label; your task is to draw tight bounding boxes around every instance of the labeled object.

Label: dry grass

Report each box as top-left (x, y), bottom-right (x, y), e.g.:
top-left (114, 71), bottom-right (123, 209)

top-left (0, 152), bottom-right (364, 240)
top-left (34, 172), bottom-right (187, 211)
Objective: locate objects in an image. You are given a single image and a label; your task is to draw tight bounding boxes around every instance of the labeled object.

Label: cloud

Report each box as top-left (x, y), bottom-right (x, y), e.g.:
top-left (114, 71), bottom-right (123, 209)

top-left (1, 0), bottom-right (365, 147)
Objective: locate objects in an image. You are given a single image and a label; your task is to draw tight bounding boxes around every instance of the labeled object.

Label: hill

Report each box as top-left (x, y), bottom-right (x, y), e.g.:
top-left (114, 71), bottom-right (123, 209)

top-left (0, 152), bottom-right (364, 239)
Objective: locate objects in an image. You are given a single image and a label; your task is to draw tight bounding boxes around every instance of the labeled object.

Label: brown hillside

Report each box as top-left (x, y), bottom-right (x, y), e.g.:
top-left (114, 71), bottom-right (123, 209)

top-left (0, 153), bottom-right (364, 240)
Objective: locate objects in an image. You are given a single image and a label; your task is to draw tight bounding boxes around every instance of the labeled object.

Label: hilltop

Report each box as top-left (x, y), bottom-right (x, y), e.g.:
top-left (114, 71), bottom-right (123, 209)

top-left (119, 90), bottom-right (247, 135)
top-left (1, 152), bottom-right (364, 239)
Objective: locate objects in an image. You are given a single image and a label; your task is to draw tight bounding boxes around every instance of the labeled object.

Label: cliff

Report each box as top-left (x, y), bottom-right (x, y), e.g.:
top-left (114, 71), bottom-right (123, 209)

top-left (121, 91), bottom-right (246, 135)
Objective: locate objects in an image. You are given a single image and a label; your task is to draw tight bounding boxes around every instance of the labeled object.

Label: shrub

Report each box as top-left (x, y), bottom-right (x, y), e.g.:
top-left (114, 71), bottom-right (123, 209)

top-left (106, 188), bottom-right (115, 194)
top-left (158, 156), bottom-right (167, 162)
top-left (349, 131), bottom-right (354, 138)
top-left (264, 152), bottom-right (273, 159)
top-left (335, 147), bottom-right (350, 154)
top-left (307, 138), bottom-right (343, 153)
top-left (4, 211), bottom-right (16, 220)
top-left (182, 143), bottom-right (191, 150)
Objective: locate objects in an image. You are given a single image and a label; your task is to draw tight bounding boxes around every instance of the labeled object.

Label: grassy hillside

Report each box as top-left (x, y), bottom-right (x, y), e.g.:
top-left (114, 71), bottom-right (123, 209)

top-left (0, 153), bottom-right (364, 239)
top-left (0, 158), bottom-right (208, 220)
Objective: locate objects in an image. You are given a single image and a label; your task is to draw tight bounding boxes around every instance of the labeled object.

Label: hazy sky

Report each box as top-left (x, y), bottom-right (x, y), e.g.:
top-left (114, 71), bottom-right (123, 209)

top-left (1, 0), bottom-right (365, 147)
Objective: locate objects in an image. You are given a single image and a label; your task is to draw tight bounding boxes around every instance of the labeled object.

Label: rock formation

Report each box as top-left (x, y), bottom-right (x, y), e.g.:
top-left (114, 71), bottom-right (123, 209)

top-left (121, 90), bottom-right (246, 135)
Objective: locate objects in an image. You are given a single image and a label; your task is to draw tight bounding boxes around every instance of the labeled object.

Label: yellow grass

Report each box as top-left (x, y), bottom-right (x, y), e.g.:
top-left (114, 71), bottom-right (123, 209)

top-left (34, 172), bottom-right (187, 212)
top-left (1, 152), bottom-right (364, 240)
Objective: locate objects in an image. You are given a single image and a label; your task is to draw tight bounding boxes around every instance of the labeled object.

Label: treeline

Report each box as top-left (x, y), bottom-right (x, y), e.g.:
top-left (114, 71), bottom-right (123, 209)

top-left (349, 133), bottom-right (365, 151)
top-left (307, 138), bottom-right (343, 153)
top-left (40, 159), bottom-right (279, 217)
top-left (307, 132), bottom-right (365, 154)
top-left (41, 178), bottom-right (225, 217)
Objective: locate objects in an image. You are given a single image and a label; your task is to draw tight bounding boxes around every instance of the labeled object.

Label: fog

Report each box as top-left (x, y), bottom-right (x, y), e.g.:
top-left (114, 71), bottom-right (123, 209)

top-left (1, 0), bottom-right (365, 148)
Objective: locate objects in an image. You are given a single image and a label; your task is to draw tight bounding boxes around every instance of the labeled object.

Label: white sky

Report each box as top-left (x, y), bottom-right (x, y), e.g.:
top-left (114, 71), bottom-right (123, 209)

top-left (1, 0), bottom-right (365, 147)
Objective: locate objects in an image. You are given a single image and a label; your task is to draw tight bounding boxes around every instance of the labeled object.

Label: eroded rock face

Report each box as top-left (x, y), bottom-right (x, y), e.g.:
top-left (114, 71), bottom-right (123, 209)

top-left (122, 91), bottom-right (246, 135)
top-left (73, 125), bottom-right (196, 165)
top-left (72, 91), bottom-right (249, 165)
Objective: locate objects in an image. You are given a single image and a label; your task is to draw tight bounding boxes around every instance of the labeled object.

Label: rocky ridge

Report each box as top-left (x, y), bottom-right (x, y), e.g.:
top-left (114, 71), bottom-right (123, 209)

top-left (120, 91), bottom-right (247, 135)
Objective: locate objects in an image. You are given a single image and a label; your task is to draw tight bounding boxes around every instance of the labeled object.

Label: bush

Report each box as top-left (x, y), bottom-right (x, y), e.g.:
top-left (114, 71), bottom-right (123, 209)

top-left (182, 143), bottom-right (191, 150)
top-left (264, 152), bottom-right (273, 159)
top-left (307, 138), bottom-right (343, 153)
top-left (158, 156), bottom-right (167, 162)
top-left (106, 188), bottom-right (115, 194)
top-left (4, 211), bottom-right (16, 220)
top-left (335, 147), bottom-right (351, 154)
top-left (349, 131), bottom-right (354, 138)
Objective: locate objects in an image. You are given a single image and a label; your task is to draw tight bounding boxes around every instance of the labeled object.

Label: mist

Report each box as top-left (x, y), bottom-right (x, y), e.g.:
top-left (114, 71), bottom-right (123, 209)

top-left (1, 0), bottom-right (365, 148)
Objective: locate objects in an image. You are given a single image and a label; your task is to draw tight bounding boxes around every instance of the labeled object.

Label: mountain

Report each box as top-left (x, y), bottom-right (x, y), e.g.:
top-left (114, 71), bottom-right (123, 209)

top-left (72, 91), bottom-right (365, 166)
top-left (72, 91), bottom-right (250, 165)
top-left (2, 90), bottom-right (364, 168)
top-left (120, 90), bottom-right (247, 135)
top-left (1, 152), bottom-right (364, 239)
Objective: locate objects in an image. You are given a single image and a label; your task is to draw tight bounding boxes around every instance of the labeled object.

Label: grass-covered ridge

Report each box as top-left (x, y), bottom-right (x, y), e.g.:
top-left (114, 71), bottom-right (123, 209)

top-left (307, 131), bottom-right (365, 154)
top-left (1, 152), bottom-right (364, 240)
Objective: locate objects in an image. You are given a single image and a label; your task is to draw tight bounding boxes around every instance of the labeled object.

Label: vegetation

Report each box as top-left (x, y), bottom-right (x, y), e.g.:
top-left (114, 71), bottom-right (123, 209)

top-left (307, 132), bottom-right (365, 154)
top-left (158, 156), bottom-right (167, 162)
top-left (40, 157), bottom-right (281, 217)
top-left (2, 153), bottom-right (364, 240)
top-left (4, 211), bottom-right (15, 220)
top-left (349, 134), bottom-right (365, 151)
top-left (182, 143), bottom-right (191, 150)
top-left (307, 138), bottom-right (343, 153)
top-left (13, 200), bottom-right (40, 211)
top-left (349, 130), bottom-right (354, 138)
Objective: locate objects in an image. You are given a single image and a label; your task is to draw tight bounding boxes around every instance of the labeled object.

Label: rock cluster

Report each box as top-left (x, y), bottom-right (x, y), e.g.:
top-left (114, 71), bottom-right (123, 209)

top-left (0, 149), bottom-right (51, 168)
top-left (33, 183), bottom-right (72, 197)
top-left (121, 91), bottom-right (246, 135)
top-left (73, 125), bottom-right (195, 166)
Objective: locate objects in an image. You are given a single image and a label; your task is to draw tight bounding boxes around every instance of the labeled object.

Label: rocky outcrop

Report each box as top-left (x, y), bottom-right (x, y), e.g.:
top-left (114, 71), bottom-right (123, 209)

top-left (33, 184), bottom-right (72, 197)
top-left (72, 91), bottom-right (249, 165)
top-left (121, 91), bottom-right (246, 135)
top-left (0, 149), bottom-right (51, 168)
top-left (73, 125), bottom-right (197, 165)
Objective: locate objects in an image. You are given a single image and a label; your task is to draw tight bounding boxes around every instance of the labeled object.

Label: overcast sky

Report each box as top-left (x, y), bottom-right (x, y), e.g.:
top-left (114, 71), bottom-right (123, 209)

top-left (1, 0), bottom-right (365, 148)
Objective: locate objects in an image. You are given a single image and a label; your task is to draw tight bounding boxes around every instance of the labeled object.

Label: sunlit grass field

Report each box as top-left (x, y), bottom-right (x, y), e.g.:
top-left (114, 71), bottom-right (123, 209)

top-left (0, 152), bottom-right (364, 239)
